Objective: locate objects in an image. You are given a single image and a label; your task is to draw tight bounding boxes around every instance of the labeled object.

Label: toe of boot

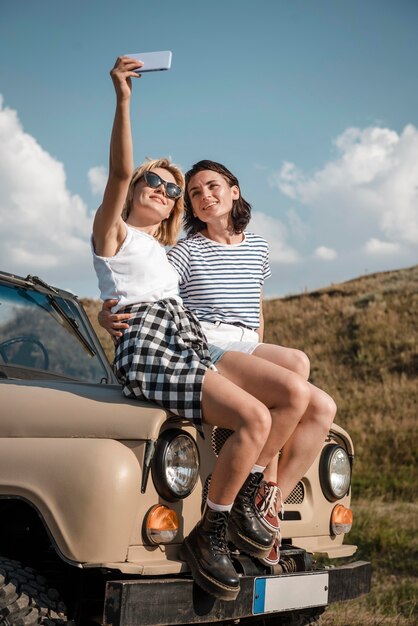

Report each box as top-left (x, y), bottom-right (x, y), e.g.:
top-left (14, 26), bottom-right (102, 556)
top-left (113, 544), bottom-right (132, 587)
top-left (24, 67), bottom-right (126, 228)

top-left (180, 535), bottom-right (240, 601)
top-left (227, 518), bottom-right (274, 557)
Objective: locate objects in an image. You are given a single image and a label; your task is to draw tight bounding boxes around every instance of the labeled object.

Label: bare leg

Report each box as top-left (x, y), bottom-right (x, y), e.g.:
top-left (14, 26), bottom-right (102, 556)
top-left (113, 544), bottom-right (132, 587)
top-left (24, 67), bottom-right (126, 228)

top-left (201, 369), bottom-right (272, 504)
top-left (277, 384), bottom-right (337, 499)
top-left (182, 369), bottom-right (274, 599)
top-left (215, 351), bottom-right (311, 467)
top-left (218, 345), bottom-right (337, 499)
top-left (254, 343), bottom-right (310, 380)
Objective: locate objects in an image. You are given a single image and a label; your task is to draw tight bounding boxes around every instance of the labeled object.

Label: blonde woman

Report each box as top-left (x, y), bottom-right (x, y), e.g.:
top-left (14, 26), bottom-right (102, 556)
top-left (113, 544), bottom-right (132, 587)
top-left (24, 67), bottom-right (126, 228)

top-left (92, 55), bottom-right (312, 601)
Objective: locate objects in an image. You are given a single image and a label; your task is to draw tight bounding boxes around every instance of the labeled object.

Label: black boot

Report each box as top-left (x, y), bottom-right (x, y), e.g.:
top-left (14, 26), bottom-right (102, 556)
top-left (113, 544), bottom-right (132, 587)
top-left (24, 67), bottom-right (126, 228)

top-left (180, 507), bottom-right (240, 601)
top-left (228, 472), bottom-right (274, 557)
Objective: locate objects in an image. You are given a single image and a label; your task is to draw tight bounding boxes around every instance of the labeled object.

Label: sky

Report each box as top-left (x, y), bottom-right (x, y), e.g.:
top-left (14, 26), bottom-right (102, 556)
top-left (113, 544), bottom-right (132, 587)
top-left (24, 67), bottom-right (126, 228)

top-left (1, 0), bottom-right (417, 299)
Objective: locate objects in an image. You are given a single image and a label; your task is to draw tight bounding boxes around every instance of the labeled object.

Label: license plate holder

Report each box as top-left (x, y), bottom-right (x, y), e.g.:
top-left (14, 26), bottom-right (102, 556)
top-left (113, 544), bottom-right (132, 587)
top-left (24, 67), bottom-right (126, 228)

top-left (253, 572), bottom-right (329, 615)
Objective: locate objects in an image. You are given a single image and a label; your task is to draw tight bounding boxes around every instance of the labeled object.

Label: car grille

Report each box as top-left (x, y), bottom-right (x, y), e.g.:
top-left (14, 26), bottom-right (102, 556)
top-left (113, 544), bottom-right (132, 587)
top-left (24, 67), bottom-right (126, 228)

top-left (211, 427), bottom-right (234, 457)
top-left (205, 427), bottom-right (305, 508)
top-left (284, 481), bottom-right (305, 504)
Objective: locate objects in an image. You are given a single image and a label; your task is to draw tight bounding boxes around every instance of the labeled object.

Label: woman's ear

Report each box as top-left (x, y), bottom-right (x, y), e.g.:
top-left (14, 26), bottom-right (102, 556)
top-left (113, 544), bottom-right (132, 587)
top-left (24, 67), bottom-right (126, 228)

top-left (231, 185), bottom-right (240, 200)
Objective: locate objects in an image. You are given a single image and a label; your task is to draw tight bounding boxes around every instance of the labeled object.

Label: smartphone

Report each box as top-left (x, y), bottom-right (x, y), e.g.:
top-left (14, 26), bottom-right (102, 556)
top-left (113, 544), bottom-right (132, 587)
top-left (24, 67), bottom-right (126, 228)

top-left (126, 51), bottom-right (172, 73)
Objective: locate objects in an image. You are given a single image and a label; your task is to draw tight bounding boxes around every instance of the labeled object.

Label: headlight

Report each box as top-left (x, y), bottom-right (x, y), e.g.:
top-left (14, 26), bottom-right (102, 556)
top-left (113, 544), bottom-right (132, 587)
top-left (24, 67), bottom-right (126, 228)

top-left (151, 429), bottom-right (199, 501)
top-left (319, 444), bottom-right (351, 502)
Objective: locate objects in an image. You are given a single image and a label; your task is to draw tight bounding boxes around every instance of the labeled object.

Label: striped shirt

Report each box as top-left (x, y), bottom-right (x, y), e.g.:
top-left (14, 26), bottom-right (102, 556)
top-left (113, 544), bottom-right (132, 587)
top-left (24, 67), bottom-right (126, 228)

top-left (167, 232), bottom-right (271, 329)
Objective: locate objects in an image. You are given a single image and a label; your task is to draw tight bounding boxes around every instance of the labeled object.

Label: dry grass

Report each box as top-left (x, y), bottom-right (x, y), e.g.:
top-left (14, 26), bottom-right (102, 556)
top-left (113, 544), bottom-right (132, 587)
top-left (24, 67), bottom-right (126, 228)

top-left (82, 264), bottom-right (418, 625)
top-left (322, 501), bottom-right (418, 625)
top-left (82, 297), bottom-right (115, 360)
top-left (263, 265), bottom-right (418, 625)
top-left (263, 265), bottom-right (418, 502)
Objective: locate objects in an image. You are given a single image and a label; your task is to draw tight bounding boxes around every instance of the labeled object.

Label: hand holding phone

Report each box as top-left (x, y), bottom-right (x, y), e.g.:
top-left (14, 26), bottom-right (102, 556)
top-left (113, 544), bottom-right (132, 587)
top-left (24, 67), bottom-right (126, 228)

top-left (126, 51), bottom-right (172, 73)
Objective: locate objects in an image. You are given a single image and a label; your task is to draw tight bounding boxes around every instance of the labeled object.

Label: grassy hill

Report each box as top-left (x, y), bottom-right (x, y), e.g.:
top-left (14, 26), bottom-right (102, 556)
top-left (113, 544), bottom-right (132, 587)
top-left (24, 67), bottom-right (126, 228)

top-left (263, 264), bottom-right (418, 503)
top-left (262, 265), bottom-right (418, 625)
top-left (82, 264), bottom-right (418, 625)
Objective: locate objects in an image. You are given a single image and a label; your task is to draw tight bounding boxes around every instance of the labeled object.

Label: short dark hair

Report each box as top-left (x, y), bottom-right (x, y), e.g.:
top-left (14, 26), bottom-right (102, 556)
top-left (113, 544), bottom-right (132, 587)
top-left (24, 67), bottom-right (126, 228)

top-left (184, 160), bottom-right (251, 236)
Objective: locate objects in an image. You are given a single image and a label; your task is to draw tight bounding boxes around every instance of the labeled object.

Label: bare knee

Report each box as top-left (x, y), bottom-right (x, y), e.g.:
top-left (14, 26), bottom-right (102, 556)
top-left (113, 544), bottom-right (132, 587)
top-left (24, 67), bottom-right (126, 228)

top-left (286, 377), bottom-right (311, 417)
top-left (321, 395), bottom-right (337, 428)
top-left (239, 402), bottom-right (271, 449)
top-left (292, 349), bottom-right (310, 379)
top-left (311, 392), bottom-right (337, 432)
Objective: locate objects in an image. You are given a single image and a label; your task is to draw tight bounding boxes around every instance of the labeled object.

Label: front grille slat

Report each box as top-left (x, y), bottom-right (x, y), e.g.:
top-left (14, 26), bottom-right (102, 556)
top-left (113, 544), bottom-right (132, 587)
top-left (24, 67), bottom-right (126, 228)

top-left (207, 427), bottom-right (305, 508)
top-left (284, 482), bottom-right (305, 504)
top-left (211, 427), bottom-right (234, 457)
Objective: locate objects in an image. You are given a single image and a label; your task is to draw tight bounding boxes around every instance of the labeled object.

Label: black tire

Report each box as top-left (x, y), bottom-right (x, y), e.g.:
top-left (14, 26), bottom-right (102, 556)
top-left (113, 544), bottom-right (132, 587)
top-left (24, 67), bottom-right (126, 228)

top-left (0, 558), bottom-right (69, 626)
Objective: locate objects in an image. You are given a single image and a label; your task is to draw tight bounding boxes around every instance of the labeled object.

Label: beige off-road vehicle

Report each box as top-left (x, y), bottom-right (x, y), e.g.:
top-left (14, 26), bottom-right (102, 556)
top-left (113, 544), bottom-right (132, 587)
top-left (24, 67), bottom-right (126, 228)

top-left (0, 271), bottom-right (370, 626)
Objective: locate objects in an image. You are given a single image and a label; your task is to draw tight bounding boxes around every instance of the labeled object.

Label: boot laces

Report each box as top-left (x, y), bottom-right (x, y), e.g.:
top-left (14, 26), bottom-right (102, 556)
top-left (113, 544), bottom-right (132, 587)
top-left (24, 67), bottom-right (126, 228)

top-left (209, 512), bottom-right (230, 555)
top-left (241, 473), bottom-right (261, 516)
top-left (258, 483), bottom-right (284, 519)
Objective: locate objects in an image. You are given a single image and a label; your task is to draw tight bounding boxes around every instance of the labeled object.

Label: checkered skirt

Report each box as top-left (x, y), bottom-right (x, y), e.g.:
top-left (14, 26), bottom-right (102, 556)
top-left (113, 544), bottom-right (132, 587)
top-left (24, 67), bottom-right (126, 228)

top-left (113, 298), bottom-right (214, 434)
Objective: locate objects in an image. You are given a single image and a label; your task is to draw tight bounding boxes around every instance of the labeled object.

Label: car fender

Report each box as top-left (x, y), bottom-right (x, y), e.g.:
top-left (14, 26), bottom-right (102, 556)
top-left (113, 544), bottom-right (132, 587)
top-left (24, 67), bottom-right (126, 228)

top-left (0, 438), bottom-right (142, 564)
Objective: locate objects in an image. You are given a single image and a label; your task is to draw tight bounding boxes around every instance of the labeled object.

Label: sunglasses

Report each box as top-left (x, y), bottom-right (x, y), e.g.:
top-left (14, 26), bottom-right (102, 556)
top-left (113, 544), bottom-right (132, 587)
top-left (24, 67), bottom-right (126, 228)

top-left (142, 171), bottom-right (183, 199)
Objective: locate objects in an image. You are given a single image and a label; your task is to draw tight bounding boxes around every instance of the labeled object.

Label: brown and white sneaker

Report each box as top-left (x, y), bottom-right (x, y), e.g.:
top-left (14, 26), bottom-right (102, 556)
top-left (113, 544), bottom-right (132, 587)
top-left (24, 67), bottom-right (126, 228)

top-left (258, 535), bottom-right (281, 566)
top-left (255, 481), bottom-right (282, 533)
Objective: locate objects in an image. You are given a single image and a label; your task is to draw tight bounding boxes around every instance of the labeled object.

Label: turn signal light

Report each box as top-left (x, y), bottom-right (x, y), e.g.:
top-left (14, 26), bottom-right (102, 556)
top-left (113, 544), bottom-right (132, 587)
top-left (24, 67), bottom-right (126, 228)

top-left (144, 504), bottom-right (179, 545)
top-left (331, 504), bottom-right (353, 536)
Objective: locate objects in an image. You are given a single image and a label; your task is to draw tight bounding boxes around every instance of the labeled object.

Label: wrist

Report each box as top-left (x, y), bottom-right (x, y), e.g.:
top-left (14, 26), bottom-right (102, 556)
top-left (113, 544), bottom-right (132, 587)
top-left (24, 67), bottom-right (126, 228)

top-left (115, 91), bottom-right (131, 105)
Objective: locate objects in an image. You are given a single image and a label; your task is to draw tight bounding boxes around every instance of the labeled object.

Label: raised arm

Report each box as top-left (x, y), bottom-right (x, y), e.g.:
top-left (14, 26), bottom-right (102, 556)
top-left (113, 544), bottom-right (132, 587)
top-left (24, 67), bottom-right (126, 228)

top-left (92, 56), bottom-right (143, 257)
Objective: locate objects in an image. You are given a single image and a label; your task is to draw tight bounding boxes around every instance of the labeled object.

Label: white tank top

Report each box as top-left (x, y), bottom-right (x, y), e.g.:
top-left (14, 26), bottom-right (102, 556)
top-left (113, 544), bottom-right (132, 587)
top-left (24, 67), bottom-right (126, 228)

top-left (92, 224), bottom-right (181, 312)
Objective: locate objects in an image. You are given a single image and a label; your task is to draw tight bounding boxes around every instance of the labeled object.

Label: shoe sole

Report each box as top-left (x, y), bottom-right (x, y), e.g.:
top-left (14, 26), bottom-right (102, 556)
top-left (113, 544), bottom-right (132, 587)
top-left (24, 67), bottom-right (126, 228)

top-left (179, 541), bottom-right (240, 601)
top-left (255, 511), bottom-right (280, 533)
top-left (227, 521), bottom-right (273, 558)
top-left (258, 556), bottom-right (280, 566)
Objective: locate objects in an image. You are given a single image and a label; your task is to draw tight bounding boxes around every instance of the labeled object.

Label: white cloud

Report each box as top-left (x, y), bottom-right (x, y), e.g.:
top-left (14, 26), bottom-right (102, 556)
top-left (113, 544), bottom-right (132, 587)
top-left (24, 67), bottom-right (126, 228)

top-left (314, 246), bottom-right (337, 260)
top-left (273, 124), bottom-right (418, 251)
top-left (250, 211), bottom-right (299, 263)
top-left (275, 161), bottom-right (301, 199)
top-left (259, 123), bottom-right (418, 297)
top-left (285, 208), bottom-right (309, 244)
top-left (0, 96), bottom-right (94, 292)
top-left (88, 165), bottom-right (107, 195)
top-left (364, 238), bottom-right (401, 255)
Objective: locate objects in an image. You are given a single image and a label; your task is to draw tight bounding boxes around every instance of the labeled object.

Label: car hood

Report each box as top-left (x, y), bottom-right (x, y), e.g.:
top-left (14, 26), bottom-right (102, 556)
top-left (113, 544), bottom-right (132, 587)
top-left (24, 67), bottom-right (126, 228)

top-left (0, 379), bottom-right (169, 440)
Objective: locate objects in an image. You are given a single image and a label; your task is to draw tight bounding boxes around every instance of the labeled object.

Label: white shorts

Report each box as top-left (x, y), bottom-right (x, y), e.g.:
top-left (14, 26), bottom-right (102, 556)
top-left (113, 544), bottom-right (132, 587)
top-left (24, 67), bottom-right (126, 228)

top-left (200, 320), bottom-right (260, 355)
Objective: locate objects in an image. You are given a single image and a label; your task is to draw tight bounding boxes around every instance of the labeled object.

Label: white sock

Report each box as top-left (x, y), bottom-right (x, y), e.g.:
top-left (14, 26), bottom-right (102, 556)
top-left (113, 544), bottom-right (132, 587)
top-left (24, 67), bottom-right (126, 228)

top-left (206, 497), bottom-right (233, 513)
top-left (251, 464), bottom-right (266, 475)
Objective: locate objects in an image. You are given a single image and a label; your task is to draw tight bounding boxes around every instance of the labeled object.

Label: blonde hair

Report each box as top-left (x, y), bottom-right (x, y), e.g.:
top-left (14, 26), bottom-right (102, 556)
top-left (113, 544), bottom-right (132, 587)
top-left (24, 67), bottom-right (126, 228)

top-left (123, 158), bottom-right (185, 246)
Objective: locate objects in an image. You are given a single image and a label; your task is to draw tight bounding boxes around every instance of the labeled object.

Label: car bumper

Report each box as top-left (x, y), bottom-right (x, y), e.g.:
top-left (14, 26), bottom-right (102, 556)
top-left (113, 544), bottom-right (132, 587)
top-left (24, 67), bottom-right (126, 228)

top-left (103, 560), bottom-right (371, 626)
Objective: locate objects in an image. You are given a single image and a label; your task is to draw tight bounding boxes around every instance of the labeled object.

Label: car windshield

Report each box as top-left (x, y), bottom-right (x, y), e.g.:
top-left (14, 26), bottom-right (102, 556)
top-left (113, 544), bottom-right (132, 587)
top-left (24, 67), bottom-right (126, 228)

top-left (0, 283), bottom-right (110, 383)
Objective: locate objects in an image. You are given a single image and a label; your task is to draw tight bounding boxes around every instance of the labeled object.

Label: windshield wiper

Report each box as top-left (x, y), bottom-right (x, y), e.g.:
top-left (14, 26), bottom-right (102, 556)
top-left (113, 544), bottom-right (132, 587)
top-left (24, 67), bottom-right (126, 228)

top-left (25, 275), bottom-right (60, 294)
top-left (25, 275), bottom-right (97, 357)
top-left (47, 296), bottom-right (96, 357)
